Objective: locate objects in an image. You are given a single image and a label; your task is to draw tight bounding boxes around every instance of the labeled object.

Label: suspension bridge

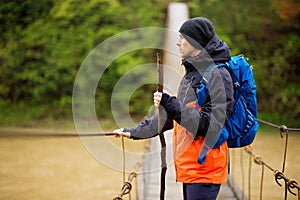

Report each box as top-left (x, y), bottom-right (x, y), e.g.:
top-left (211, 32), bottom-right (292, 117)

top-left (112, 2), bottom-right (299, 200)
top-left (0, 2), bottom-right (299, 200)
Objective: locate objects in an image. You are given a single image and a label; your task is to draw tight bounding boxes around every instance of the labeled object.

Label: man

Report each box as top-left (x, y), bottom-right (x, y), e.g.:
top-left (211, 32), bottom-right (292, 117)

top-left (114, 17), bottom-right (234, 200)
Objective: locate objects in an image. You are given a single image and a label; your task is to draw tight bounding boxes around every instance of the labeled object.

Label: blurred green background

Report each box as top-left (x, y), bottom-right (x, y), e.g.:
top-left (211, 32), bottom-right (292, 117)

top-left (0, 0), bottom-right (299, 127)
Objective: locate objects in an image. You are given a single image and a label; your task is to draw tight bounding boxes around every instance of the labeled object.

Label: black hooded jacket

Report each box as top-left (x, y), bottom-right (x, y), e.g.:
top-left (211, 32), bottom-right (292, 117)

top-left (127, 34), bottom-right (234, 141)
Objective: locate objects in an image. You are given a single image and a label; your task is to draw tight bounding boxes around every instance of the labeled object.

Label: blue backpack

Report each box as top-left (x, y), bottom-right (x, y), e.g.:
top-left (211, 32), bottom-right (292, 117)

top-left (197, 55), bottom-right (259, 164)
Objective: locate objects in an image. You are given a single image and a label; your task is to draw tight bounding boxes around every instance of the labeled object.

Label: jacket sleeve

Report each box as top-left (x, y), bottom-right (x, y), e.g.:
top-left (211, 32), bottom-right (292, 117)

top-left (160, 67), bottom-right (234, 146)
top-left (125, 110), bottom-right (174, 140)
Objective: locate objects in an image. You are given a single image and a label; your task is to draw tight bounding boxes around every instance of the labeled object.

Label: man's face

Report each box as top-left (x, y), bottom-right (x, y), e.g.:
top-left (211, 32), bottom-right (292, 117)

top-left (176, 35), bottom-right (199, 58)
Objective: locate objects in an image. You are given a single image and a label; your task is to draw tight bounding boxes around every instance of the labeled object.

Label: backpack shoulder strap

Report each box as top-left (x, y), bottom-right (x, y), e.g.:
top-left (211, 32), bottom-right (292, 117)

top-left (201, 64), bottom-right (218, 85)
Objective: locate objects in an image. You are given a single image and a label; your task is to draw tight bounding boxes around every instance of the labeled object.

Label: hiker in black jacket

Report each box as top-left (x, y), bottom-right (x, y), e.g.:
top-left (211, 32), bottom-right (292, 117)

top-left (114, 17), bottom-right (234, 200)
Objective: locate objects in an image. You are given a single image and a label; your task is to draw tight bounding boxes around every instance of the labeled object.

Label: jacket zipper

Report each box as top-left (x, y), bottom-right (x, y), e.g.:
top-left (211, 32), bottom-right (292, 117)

top-left (178, 77), bottom-right (195, 141)
top-left (182, 76), bottom-right (194, 104)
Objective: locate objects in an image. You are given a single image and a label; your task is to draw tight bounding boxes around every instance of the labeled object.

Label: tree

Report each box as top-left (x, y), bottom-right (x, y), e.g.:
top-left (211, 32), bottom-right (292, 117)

top-left (189, 0), bottom-right (300, 126)
top-left (0, 0), bottom-right (166, 123)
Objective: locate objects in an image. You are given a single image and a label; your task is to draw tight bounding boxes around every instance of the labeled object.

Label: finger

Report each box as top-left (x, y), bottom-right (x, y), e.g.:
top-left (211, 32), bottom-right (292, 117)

top-left (154, 94), bottom-right (162, 101)
top-left (153, 98), bottom-right (160, 107)
top-left (153, 96), bottom-right (161, 102)
top-left (154, 91), bottom-right (162, 98)
top-left (153, 92), bottom-right (162, 106)
top-left (113, 128), bottom-right (124, 133)
top-left (113, 128), bottom-right (124, 137)
top-left (153, 96), bottom-right (161, 106)
top-left (122, 132), bottom-right (131, 138)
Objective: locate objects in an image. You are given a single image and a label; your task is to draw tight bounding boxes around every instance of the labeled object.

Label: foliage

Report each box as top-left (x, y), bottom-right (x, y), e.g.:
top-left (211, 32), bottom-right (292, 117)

top-left (189, 0), bottom-right (300, 126)
top-left (0, 0), bottom-right (166, 125)
top-left (0, 0), bottom-right (299, 127)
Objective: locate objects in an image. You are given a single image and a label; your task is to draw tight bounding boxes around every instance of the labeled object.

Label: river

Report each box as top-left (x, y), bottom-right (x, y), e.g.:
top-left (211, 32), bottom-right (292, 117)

top-left (0, 127), bottom-right (299, 200)
top-left (230, 129), bottom-right (300, 200)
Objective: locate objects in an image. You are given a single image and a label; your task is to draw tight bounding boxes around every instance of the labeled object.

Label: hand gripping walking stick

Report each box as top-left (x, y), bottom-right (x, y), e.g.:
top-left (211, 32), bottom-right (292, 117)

top-left (157, 52), bottom-right (167, 200)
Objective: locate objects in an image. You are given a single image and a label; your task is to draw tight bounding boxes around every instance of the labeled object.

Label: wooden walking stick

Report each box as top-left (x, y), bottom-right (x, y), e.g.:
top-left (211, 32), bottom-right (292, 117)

top-left (157, 52), bottom-right (167, 200)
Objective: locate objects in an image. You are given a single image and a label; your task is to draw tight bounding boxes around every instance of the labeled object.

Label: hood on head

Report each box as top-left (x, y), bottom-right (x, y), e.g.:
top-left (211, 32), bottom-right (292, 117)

top-left (179, 17), bottom-right (215, 49)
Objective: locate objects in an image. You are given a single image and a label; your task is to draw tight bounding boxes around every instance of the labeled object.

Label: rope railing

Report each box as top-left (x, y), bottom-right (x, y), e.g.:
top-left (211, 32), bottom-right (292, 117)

top-left (236, 119), bottom-right (300, 200)
top-left (113, 162), bottom-right (143, 200)
top-left (257, 119), bottom-right (299, 173)
top-left (1, 119), bottom-right (298, 199)
top-left (112, 134), bottom-right (151, 200)
top-left (0, 132), bottom-right (118, 138)
top-left (257, 119), bottom-right (300, 132)
top-left (244, 146), bottom-right (299, 199)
